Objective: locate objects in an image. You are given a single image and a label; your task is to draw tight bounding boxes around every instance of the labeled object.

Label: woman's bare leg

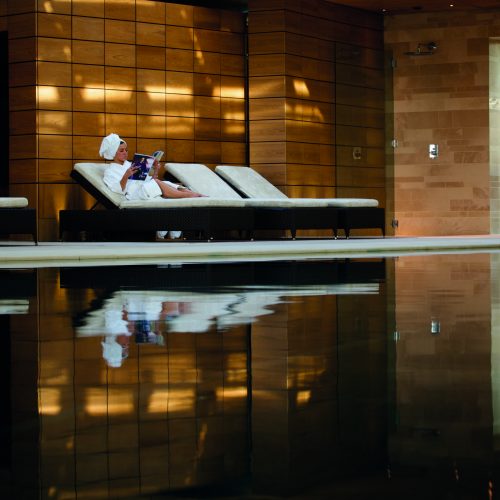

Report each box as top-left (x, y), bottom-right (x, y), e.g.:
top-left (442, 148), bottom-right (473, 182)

top-left (155, 180), bottom-right (205, 198)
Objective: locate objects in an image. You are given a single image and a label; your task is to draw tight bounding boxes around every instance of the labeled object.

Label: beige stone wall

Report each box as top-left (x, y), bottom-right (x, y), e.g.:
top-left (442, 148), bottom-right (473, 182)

top-left (490, 37), bottom-right (500, 234)
top-left (385, 10), bottom-right (500, 236)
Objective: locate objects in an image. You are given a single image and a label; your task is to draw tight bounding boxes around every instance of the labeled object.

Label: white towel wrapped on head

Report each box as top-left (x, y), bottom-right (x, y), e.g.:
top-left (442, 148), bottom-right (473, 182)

top-left (99, 133), bottom-right (123, 160)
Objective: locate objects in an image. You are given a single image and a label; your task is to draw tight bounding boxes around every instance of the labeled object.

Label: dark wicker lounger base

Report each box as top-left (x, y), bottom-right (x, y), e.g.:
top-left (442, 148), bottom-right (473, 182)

top-left (59, 207), bottom-right (254, 242)
top-left (337, 207), bottom-right (386, 238)
top-left (0, 208), bottom-right (37, 244)
top-left (253, 206), bottom-right (338, 239)
top-left (253, 206), bottom-right (385, 238)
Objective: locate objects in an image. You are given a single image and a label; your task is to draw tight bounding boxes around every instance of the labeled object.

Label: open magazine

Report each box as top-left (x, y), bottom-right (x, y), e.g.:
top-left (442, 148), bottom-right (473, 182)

top-left (129, 150), bottom-right (164, 181)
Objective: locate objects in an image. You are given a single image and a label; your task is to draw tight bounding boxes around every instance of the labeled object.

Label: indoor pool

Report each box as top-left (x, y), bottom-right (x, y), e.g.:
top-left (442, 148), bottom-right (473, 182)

top-left (1, 253), bottom-right (499, 499)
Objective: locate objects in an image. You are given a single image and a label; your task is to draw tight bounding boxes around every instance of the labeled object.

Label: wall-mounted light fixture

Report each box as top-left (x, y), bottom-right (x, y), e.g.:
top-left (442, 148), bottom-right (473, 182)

top-left (404, 42), bottom-right (438, 56)
top-left (431, 319), bottom-right (441, 335)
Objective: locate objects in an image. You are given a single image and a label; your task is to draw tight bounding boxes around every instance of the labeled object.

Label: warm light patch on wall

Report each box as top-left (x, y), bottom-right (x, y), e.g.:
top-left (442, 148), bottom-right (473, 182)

top-left (296, 390), bottom-right (311, 406)
top-left (224, 353), bottom-right (247, 383)
top-left (223, 109), bottom-right (244, 120)
top-left (85, 388), bottom-right (134, 416)
top-left (40, 363), bottom-right (70, 385)
top-left (147, 389), bottom-right (168, 414)
top-left (216, 386), bottom-right (247, 400)
top-left (81, 87), bottom-right (105, 102)
top-left (223, 121), bottom-right (245, 135)
top-left (38, 86), bottom-right (60, 106)
top-left (285, 102), bottom-right (325, 121)
top-left (194, 50), bottom-right (206, 68)
top-left (167, 118), bottom-right (194, 135)
top-left (166, 85), bottom-right (193, 95)
top-left (141, 85), bottom-right (166, 94)
top-left (106, 89), bottom-right (134, 107)
top-left (289, 356), bottom-right (326, 387)
top-left (41, 1), bottom-right (54, 13)
top-left (167, 388), bottom-right (195, 413)
top-left (221, 86), bottom-right (244, 99)
top-left (39, 387), bottom-right (61, 415)
top-left (293, 79), bottom-right (310, 97)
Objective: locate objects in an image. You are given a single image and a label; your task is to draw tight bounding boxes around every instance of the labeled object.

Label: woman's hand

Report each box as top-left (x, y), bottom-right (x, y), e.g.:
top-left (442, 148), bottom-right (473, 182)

top-left (151, 160), bottom-right (160, 179)
top-left (123, 165), bottom-right (139, 181)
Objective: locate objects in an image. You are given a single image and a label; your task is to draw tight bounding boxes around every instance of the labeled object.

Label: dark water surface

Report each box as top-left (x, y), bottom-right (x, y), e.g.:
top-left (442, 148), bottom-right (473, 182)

top-left (1, 254), bottom-right (499, 499)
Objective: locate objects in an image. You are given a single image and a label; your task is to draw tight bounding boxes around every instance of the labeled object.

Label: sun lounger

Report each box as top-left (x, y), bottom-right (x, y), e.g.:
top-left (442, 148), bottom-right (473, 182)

top-left (60, 163), bottom-right (253, 241)
top-left (215, 165), bottom-right (385, 238)
top-left (0, 197), bottom-right (37, 244)
top-left (165, 162), bottom-right (338, 238)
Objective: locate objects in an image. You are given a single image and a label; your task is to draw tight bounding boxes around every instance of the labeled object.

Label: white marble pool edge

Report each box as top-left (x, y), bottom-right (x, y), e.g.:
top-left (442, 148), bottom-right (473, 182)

top-left (1, 235), bottom-right (500, 268)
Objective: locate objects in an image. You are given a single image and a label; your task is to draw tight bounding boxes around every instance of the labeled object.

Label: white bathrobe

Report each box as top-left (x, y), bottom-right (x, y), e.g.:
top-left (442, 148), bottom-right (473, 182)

top-left (103, 162), bottom-right (183, 238)
top-left (103, 161), bottom-right (180, 201)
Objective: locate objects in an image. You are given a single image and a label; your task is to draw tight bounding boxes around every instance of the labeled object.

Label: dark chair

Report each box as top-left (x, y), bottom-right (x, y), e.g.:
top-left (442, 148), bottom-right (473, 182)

top-left (0, 197), bottom-right (37, 244)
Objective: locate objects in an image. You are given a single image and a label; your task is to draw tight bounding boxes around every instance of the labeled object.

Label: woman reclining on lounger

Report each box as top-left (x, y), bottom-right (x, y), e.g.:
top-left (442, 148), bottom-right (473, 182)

top-left (99, 133), bottom-right (205, 200)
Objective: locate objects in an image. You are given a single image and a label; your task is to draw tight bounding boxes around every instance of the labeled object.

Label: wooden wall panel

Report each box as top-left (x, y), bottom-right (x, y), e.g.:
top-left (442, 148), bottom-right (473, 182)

top-left (9, 36), bottom-right (35, 62)
top-left (38, 110), bottom-right (72, 135)
top-left (166, 94), bottom-right (194, 117)
top-left (105, 19), bottom-right (135, 43)
top-left (165, 3), bottom-right (192, 27)
top-left (10, 86), bottom-right (36, 110)
top-left (73, 88), bottom-right (105, 112)
top-left (104, 0), bottom-right (135, 21)
top-left (194, 140), bottom-right (221, 165)
top-left (4, 2), bottom-right (242, 240)
top-left (247, 0), bottom-right (385, 237)
top-left (73, 112), bottom-right (106, 136)
top-left (166, 26), bottom-right (193, 49)
top-left (136, 0), bottom-right (165, 24)
top-left (38, 159), bottom-right (73, 183)
top-left (165, 138), bottom-right (194, 162)
top-left (136, 22), bottom-right (165, 46)
top-left (8, 12), bottom-right (36, 38)
top-left (73, 0), bottom-right (104, 18)
top-left (10, 61), bottom-right (36, 86)
top-left (73, 17), bottom-right (104, 42)
top-left (166, 47), bottom-right (192, 72)
top-left (138, 91), bottom-right (166, 116)
top-left (104, 42), bottom-right (134, 66)
top-left (37, 1), bottom-right (71, 15)
top-left (221, 141), bottom-right (245, 164)
top-left (73, 40), bottom-right (104, 65)
top-left (38, 135), bottom-right (72, 159)
top-left (9, 160), bottom-right (37, 184)
top-left (39, 86), bottom-right (72, 111)
top-left (10, 134), bottom-right (36, 159)
top-left (10, 110), bottom-right (36, 135)
top-left (105, 66), bottom-right (135, 90)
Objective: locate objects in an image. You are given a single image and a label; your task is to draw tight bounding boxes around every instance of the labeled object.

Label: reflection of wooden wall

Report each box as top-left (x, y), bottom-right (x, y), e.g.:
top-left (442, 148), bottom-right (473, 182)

top-left (33, 268), bottom-right (250, 497)
top-left (247, 0), bottom-right (385, 236)
top-left (5, 1), bottom-right (246, 241)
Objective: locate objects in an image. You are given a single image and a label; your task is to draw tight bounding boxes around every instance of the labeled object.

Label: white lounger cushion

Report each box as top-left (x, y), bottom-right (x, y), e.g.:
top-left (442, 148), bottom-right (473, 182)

top-left (166, 163), bottom-right (326, 207)
top-left (215, 165), bottom-right (379, 208)
top-left (0, 197), bottom-right (29, 208)
top-left (73, 163), bottom-right (246, 208)
top-left (167, 163), bottom-right (242, 199)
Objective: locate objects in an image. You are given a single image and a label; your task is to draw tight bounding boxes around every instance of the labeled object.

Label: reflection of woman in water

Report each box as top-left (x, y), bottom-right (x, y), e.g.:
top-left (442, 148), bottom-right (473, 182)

top-left (101, 306), bottom-right (132, 368)
top-left (102, 333), bottom-right (130, 368)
